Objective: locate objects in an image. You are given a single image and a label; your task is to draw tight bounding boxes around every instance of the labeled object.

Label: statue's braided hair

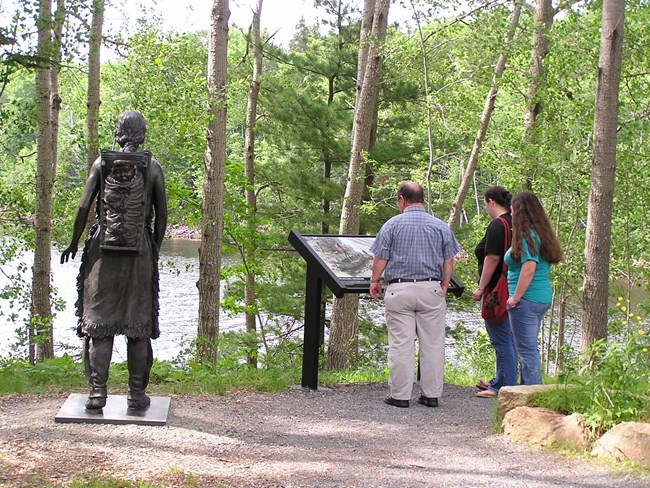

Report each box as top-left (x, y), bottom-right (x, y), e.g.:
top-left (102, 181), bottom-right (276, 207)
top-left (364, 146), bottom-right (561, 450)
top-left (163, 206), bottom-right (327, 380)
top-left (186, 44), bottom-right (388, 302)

top-left (114, 111), bottom-right (146, 151)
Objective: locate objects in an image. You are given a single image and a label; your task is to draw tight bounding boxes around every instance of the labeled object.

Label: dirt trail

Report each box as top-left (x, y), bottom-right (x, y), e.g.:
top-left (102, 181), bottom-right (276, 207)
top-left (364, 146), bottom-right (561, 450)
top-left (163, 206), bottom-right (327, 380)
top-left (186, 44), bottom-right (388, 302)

top-left (0, 384), bottom-right (647, 487)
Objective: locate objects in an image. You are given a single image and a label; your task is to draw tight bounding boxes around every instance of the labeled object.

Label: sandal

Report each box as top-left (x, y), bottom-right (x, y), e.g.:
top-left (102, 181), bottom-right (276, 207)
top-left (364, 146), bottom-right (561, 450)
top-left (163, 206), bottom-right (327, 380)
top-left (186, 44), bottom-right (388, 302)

top-left (476, 389), bottom-right (497, 398)
top-left (475, 379), bottom-right (491, 390)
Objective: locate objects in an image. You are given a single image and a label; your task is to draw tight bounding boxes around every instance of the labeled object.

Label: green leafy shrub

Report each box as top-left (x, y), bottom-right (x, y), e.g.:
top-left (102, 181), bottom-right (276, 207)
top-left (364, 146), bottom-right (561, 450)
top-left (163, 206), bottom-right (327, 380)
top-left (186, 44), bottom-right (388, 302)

top-left (0, 355), bottom-right (85, 394)
top-left (444, 323), bottom-right (495, 386)
top-left (530, 310), bottom-right (650, 435)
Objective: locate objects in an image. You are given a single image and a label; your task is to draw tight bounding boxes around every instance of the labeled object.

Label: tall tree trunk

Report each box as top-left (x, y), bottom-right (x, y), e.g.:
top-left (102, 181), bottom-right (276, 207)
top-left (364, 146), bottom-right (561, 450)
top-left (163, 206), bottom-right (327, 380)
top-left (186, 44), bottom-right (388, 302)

top-left (321, 1), bottom-right (347, 235)
top-left (326, 0), bottom-right (389, 371)
top-left (355, 0), bottom-right (376, 96)
top-left (521, 0), bottom-right (554, 190)
top-left (35, 0), bottom-right (64, 361)
top-left (197, 0), bottom-right (230, 363)
top-left (448, 0), bottom-right (521, 231)
top-left (409, 0), bottom-right (435, 212)
top-left (522, 0), bottom-right (553, 142)
top-left (31, 0), bottom-right (54, 363)
top-left (580, 0), bottom-right (625, 352)
top-left (85, 0), bottom-right (105, 229)
top-left (243, 0), bottom-right (263, 368)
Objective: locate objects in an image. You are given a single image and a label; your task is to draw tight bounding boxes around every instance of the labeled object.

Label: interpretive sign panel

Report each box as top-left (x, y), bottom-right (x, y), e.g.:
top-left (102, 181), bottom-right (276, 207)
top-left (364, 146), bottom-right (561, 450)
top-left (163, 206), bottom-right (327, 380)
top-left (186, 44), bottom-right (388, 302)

top-left (288, 230), bottom-right (465, 390)
top-left (289, 230), bottom-right (464, 298)
top-left (289, 231), bottom-right (375, 298)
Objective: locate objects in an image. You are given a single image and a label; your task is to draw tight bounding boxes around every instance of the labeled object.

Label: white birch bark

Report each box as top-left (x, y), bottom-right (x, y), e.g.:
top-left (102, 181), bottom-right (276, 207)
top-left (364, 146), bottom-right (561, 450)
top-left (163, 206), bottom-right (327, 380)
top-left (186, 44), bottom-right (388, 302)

top-left (580, 0), bottom-right (625, 352)
top-left (197, 0), bottom-right (230, 363)
top-left (243, 0), bottom-right (263, 367)
top-left (447, 1), bottom-right (521, 231)
top-left (326, 0), bottom-right (389, 371)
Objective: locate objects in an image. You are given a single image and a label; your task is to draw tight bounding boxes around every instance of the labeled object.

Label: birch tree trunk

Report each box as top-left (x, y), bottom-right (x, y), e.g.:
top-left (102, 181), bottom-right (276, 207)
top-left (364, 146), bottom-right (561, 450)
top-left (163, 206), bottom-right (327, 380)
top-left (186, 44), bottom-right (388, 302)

top-left (355, 0), bottom-right (376, 97)
top-left (326, 0), bottom-right (389, 371)
top-left (580, 0), bottom-right (625, 352)
top-left (522, 0), bottom-right (553, 142)
top-left (197, 0), bottom-right (230, 363)
top-left (31, 0), bottom-right (61, 363)
top-left (243, 0), bottom-right (263, 368)
top-left (448, 1), bottom-right (521, 231)
top-left (409, 0), bottom-right (435, 212)
top-left (84, 0), bottom-right (105, 229)
top-left (521, 0), bottom-right (554, 190)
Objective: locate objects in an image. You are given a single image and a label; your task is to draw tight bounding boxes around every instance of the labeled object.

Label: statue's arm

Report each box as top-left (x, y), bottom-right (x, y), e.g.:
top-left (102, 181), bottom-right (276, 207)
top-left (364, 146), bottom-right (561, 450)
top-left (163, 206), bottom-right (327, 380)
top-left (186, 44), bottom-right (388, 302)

top-left (152, 164), bottom-right (168, 250)
top-left (60, 160), bottom-right (101, 263)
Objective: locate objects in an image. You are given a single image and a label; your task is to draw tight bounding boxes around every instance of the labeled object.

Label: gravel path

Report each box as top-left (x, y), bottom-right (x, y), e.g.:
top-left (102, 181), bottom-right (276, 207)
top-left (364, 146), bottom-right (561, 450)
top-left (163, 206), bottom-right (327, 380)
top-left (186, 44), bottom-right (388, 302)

top-left (0, 384), bottom-right (647, 487)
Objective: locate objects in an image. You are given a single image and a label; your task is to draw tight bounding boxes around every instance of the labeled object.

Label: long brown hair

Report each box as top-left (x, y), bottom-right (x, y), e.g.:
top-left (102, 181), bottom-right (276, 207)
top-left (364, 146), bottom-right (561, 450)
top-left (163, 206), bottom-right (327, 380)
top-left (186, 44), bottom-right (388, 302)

top-left (510, 192), bottom-right (563, 264)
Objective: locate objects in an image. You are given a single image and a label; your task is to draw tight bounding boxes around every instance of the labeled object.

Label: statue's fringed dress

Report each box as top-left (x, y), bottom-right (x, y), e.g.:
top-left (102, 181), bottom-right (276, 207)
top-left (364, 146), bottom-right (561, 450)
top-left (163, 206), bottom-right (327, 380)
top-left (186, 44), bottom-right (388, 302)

top-left (75, 163), bottom-right (161, 341)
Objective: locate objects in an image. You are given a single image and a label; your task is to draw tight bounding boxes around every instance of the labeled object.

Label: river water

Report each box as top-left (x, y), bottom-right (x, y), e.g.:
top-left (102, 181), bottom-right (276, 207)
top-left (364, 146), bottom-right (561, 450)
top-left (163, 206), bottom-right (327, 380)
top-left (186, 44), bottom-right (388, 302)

top-left (0, 239), bottom-right (484, 363)
top-left (0, 239), bottom-right (244, 361)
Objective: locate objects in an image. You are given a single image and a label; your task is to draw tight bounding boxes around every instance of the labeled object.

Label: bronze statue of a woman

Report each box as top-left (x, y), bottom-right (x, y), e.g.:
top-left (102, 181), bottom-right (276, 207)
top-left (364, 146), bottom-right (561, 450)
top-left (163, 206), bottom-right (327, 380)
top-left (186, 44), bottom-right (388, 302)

top-left (61, 111), bottom-right (167, 410)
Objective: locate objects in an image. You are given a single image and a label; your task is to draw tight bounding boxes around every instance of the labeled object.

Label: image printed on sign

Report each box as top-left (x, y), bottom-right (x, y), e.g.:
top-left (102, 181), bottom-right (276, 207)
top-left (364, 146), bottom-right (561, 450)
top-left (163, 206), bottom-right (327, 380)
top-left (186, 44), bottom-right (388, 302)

top-left (303, 236), bottom-right (374, 279)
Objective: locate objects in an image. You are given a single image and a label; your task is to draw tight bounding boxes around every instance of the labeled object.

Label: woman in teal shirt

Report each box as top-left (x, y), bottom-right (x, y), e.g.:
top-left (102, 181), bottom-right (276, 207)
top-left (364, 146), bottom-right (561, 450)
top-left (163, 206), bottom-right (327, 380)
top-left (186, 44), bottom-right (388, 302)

top-left (505, 192), bottom-right (563, 385)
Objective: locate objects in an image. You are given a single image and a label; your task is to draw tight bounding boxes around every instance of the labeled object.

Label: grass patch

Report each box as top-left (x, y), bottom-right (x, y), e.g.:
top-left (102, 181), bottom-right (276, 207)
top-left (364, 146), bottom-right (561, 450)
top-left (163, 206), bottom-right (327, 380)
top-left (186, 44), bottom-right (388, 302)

top-left (320, 367), bottom-right (388, 385)
top-left (0, 355), bottom-right (302, 398)
top-left (0, 355), bottom-right (86, 394)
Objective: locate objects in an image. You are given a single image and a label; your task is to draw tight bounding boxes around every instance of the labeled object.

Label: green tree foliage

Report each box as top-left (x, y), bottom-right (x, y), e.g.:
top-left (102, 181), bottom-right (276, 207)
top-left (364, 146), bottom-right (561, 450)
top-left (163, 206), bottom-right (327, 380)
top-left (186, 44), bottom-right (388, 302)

top-left (0, 1), bottom-right (648, 375)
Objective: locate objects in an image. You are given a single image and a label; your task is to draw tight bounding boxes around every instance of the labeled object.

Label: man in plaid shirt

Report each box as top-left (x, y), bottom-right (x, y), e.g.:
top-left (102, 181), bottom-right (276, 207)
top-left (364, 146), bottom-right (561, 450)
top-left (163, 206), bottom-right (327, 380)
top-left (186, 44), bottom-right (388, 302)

top-left (369, 182), bottom-right (460, 408)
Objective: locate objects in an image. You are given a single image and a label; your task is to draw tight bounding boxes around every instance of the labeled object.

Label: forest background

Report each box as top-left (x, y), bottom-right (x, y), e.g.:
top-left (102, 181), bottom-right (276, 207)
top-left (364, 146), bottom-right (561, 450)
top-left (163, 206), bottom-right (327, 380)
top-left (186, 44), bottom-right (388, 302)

top-left (0, 0), bottom-right (648, 434)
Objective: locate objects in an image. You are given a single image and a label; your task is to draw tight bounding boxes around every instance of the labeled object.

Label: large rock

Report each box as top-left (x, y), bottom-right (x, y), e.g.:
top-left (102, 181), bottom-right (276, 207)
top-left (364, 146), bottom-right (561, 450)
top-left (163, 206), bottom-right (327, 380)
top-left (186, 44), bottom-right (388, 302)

top-left (592, 422), bottom-right (650, 468)
top-left (497, 384), bottom-right (564, 422)
top-left (503, 406), bottom-right (590, 450)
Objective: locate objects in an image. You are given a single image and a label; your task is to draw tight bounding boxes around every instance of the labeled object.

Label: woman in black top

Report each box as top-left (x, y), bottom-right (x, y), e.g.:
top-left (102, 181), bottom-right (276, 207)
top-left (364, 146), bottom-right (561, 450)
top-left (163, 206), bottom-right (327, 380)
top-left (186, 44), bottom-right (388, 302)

top-left (472, 187), bottom-right (517, 397)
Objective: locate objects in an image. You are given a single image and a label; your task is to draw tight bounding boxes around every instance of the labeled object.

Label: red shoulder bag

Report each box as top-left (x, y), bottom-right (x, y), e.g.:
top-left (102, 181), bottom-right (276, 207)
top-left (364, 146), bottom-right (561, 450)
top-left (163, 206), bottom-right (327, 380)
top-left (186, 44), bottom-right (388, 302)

top-left (481, 217), bottom-right (511, 323)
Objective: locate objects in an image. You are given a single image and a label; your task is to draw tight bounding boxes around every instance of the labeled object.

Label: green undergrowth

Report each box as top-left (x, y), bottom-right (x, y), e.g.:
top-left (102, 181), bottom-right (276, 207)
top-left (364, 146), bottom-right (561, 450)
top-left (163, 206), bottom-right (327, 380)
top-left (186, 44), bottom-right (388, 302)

top-left (0, 354), bottom-right (473, 397)
top-left (66, 470), bottom-right (207, 488)
top-left (0, 354), bottom-right (302, 397)
top-left (526, 331), bottom-right (650, 436)
top-left (0, 355), bottom-right (86, 394)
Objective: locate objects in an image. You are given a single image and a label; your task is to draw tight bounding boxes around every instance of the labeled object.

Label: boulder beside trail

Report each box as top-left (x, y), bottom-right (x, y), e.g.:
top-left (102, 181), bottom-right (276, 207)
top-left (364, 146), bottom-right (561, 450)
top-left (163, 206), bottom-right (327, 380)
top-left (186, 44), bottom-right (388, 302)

top-left (497, 384), bottom-right (563, 422)
top-left (592, 422), bottom-right (650, 468)
top-left (502, 406), bottom-right (590, 450)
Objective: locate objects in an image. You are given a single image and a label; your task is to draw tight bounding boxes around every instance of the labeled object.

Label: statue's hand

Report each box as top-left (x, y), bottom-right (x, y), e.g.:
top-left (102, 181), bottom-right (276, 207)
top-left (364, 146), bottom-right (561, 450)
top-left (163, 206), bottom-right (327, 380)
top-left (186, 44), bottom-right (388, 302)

top-left (60, 244), bottom-right (78, 264)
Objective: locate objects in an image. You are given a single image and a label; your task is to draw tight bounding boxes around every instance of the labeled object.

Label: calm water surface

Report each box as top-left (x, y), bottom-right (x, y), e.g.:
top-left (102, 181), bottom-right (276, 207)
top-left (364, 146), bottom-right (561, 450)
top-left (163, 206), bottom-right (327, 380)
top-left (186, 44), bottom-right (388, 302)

top-left (0, 239), bottom-right (241, 361)
top-left (0, 239), bottom-right (483, 362)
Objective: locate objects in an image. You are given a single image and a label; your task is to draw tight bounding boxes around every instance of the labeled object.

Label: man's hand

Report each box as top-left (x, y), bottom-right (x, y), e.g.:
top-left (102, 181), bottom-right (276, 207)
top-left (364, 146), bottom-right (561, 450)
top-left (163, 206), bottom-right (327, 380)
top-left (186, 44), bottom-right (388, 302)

top-left (369, 282), bottom-right (382, 299)
top-left (60, 244), bottom-right (78, 264)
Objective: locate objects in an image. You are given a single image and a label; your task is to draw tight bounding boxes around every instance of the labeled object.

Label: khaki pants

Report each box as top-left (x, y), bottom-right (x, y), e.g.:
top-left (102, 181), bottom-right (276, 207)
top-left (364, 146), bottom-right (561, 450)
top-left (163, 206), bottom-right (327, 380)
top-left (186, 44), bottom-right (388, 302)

top-left (384, 281), bottom-right (446, 400)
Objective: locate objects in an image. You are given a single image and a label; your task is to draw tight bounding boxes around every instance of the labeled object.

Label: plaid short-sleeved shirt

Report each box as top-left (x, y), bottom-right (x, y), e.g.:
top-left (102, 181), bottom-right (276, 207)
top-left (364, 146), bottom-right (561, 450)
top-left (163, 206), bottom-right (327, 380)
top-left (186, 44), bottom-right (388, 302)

top-left (369, 206), bottom-right (460, 282)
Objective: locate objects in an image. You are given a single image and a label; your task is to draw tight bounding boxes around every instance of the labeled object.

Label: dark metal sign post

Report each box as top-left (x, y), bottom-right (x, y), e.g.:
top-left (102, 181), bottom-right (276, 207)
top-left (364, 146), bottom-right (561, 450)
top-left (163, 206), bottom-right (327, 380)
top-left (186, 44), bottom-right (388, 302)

top-left (302, 263), bottom-right (323, 391)
top-left (288, 230), bottom-right (464, 391)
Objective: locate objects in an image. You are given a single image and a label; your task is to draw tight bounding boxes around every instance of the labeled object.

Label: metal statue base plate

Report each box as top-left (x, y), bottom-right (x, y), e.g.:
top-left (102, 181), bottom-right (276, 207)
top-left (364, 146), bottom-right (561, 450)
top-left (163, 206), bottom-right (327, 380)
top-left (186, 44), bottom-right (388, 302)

top-left (55, 393), bottom-right (171, 426)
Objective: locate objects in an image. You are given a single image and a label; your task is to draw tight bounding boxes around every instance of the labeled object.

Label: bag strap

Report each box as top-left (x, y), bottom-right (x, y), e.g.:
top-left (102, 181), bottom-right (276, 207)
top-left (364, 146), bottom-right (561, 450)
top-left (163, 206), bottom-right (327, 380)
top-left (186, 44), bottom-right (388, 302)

top-left (498, 216), bottom-right (511, 272)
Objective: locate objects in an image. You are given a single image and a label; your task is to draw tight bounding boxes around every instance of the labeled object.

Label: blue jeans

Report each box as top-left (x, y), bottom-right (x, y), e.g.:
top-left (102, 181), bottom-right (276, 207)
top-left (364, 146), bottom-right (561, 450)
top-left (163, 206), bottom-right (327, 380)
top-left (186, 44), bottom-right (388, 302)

top-left (508, 298), bottom-right (551, 385)
top-left (484, 315), bottom-right (517, 392)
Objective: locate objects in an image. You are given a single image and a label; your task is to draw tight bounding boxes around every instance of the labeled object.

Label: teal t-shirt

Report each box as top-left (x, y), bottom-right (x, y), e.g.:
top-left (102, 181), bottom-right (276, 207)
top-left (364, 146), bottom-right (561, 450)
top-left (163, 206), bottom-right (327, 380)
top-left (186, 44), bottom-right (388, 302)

top-left (504, 232), bottom-right (552, 304)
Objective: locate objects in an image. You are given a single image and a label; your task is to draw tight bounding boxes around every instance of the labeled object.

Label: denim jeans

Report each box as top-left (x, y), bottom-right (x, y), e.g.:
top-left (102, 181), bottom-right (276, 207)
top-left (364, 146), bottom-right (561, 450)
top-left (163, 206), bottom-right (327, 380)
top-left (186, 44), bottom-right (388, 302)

top-left (508, 298), bottom-right (551, 385)
top-left (484, 315), bottom-right (517, 392)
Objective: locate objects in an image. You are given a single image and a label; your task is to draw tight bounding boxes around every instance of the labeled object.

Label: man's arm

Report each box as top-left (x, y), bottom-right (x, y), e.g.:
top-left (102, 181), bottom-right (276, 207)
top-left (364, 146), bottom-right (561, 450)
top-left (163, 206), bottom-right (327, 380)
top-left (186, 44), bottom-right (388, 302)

top-left (441, 257), bottom-right (454, 295)
top-left (369, 256), bottom-right (388, 299)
